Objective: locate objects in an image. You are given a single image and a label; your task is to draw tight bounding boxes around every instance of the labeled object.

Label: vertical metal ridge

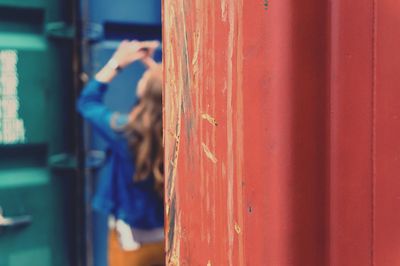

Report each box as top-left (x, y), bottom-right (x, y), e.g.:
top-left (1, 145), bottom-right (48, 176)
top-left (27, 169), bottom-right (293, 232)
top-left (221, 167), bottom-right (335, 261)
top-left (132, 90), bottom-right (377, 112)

top-left (326, 0), bottom-right (333, 264)
top-left (370, 0), bottom-right (377, 264)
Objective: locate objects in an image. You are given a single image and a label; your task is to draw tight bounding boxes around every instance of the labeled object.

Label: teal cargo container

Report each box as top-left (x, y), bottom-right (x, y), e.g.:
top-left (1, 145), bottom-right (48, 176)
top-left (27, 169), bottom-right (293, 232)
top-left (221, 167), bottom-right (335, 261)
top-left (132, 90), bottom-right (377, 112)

top-left (0, 0), bottom-right (80, 265)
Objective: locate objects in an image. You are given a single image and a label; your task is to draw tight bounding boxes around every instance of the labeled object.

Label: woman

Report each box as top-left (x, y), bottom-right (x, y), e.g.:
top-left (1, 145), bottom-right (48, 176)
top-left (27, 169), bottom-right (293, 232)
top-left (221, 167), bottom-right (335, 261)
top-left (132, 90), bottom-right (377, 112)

top-left (77, 40), bottom-right (164, 266)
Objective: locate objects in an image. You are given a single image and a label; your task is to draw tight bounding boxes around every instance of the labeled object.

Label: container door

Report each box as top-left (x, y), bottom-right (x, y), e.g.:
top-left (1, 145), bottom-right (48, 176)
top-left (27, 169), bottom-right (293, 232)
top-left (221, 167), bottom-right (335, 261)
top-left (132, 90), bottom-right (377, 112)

top-left (0, 1), bottom-right (78, 265)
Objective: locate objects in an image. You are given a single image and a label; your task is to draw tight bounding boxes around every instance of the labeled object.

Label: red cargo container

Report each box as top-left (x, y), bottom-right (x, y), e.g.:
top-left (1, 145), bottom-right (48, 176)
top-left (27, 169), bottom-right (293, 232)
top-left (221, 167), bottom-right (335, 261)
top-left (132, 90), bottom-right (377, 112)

top-left (163, 0), bottom-right (400, 265)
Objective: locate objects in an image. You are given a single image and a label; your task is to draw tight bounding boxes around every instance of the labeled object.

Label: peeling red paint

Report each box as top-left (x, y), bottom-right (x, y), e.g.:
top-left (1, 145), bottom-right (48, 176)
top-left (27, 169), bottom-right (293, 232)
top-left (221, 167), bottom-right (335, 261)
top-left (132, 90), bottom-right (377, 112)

top-left (164, 0), bottom-right (253, 264)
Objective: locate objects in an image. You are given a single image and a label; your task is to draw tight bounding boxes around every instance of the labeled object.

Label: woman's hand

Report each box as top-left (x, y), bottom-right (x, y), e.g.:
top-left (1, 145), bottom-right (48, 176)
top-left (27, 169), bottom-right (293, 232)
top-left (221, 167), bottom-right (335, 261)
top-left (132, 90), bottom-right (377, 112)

top-left (95, 40), bottom-right (159, 83)
top-left (113, 40), bottom-right (159, 68)
top-left (112, 40), bottom-right (143, 68)
top-left (140, 41), bottom-right (159, 69)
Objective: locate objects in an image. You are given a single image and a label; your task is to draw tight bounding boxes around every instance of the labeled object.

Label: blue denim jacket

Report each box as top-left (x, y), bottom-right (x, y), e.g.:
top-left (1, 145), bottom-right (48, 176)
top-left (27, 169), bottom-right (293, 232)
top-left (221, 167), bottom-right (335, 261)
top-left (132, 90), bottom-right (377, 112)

top-left (77, 79), bottom-right (164, 229)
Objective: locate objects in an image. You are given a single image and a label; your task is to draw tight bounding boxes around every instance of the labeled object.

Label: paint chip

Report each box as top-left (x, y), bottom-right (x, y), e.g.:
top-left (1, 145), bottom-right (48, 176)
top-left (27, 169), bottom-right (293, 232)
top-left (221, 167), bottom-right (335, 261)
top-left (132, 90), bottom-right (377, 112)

top-left (201, 143), bottom-right (218, 163)
top-left (168, 129), bottom-right (180, 142)
top-left (170, 254), bottom-right (179, 266)
top-left (221, 0), bottom-right (228, 21)
top-left (201, 113), bottom-right (218, 126)
top-left (234, 223), bottom-right (241, 234)
top-left (207, 260), bottom-right (211, 266)
top-left (192, 32), bottom-right (200, 67)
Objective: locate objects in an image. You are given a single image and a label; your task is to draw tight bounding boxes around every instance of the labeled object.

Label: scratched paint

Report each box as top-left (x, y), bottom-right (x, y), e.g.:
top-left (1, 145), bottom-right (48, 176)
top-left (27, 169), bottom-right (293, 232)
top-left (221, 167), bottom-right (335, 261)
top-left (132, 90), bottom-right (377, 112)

top-left (201, 114), bottom-right (218, 126)
top-left (201, 143), bottom-right (218, 163)
top-left (164, 0), bottom-right (249, 264)
top-left (164, 0), bottom-right (400, 265)
top-left (164, 0), bottom-right (330, 264)
top-left (163, 0), bottom-right (332, 265)
top-left (166, 0), bottom-right (320, 265)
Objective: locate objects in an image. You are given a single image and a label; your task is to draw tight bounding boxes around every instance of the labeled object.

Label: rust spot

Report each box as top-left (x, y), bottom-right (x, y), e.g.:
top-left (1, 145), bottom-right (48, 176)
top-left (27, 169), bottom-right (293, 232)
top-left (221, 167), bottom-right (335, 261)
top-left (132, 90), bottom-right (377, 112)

top-left (264, 0), bottom-right (269, 10)
top-left (201, 113), bottom-right (218, 126)
top-left (235, 223), bottom-right (241, 234)
top-left (201, 143), bottom-right (218, 163)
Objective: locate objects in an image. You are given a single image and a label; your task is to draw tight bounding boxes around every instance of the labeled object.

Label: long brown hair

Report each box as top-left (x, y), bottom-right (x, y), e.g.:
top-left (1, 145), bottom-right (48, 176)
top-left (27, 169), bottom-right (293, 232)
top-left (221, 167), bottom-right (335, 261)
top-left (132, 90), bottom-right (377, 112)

top-left (125, 65), bottom-right (163, 197)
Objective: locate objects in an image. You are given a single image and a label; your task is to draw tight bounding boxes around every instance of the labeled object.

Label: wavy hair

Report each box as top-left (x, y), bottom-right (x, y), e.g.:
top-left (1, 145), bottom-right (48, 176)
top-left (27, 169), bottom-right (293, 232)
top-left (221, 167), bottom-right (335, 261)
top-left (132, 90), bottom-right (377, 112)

top-left (125, 65), bottom-right (163, 197)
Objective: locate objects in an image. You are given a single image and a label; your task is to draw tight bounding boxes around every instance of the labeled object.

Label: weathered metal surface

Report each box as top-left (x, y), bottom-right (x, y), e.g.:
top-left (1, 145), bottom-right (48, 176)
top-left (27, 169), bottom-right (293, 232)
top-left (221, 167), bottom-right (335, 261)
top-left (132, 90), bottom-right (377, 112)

top-left (164, 0), bottom-right (400, 265)
top-left (164, 0), bottom-right (328, 265)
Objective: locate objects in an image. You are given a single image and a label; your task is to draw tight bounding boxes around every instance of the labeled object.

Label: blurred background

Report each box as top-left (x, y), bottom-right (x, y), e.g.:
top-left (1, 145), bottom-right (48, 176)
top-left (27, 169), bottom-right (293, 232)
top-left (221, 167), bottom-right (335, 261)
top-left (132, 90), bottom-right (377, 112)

top-left (0, 0), bottom-right (161, 265)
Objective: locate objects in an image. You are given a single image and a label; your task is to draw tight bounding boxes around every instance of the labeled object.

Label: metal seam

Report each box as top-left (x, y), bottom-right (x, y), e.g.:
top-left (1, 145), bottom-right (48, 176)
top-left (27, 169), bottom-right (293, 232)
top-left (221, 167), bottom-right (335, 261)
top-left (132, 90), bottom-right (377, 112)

top-left (327, 1), bottom-right (333, 265)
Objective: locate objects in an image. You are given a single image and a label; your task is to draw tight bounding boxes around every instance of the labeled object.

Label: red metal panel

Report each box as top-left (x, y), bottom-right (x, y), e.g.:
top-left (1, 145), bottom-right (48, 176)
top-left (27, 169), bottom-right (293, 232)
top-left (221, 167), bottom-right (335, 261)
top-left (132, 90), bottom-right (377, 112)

top-left (164, 0), bottom-right (328, 265)
top-left (375, 0), bottom-right (400, 264)
top-left (330, 1), bottom-right (400, 265)
top-left (164, 0), bottom-right (400, 265)
top-left (329, 1), bottom-right (374, 265)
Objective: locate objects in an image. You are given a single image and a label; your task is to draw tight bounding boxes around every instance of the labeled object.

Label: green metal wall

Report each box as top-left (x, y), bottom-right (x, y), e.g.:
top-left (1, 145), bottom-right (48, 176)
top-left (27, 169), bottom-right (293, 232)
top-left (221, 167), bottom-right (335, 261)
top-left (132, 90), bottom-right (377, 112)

top-left (0, 0), bottom-right (77, 265)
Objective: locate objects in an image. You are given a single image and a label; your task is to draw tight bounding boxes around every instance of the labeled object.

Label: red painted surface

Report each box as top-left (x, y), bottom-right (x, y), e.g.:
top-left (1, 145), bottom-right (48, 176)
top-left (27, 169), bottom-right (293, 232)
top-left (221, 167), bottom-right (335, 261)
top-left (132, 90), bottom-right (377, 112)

top-left (375, 0), bottom-right (400, 264)
top-left (330, 0), bottom-right (400, 265)
top-left (163, 0), bottom-right (400, 265)
top-left (329, 0), bottom-right (375, 265)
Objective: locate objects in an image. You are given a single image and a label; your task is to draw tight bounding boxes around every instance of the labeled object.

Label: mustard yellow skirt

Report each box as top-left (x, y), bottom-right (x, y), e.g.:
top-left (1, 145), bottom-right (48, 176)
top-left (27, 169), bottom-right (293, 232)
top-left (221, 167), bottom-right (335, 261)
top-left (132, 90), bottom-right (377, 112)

top-left (108, 230), bottom-right (165, 266)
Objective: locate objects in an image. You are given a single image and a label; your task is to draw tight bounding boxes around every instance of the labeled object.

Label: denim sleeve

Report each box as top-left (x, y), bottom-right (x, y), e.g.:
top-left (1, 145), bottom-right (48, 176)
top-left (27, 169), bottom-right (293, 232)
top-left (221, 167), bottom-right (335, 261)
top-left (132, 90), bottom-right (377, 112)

top-left (76, 79), bottom-right (129, 144)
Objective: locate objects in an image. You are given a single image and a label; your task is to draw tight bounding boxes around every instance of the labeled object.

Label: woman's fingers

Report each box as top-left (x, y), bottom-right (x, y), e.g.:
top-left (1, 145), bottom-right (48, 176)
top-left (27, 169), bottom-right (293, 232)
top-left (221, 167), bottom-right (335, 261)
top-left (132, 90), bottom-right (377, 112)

top-left (129, 40), bottom-right (140, 52)
top-left (141, 56), bottom-right (157, 69)
top-left (111, 40), bottom-right (160, 68)
top-left (140, 41), bottom-right (160, 56)
top-left (140, 40), bottom-right (160, 48)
